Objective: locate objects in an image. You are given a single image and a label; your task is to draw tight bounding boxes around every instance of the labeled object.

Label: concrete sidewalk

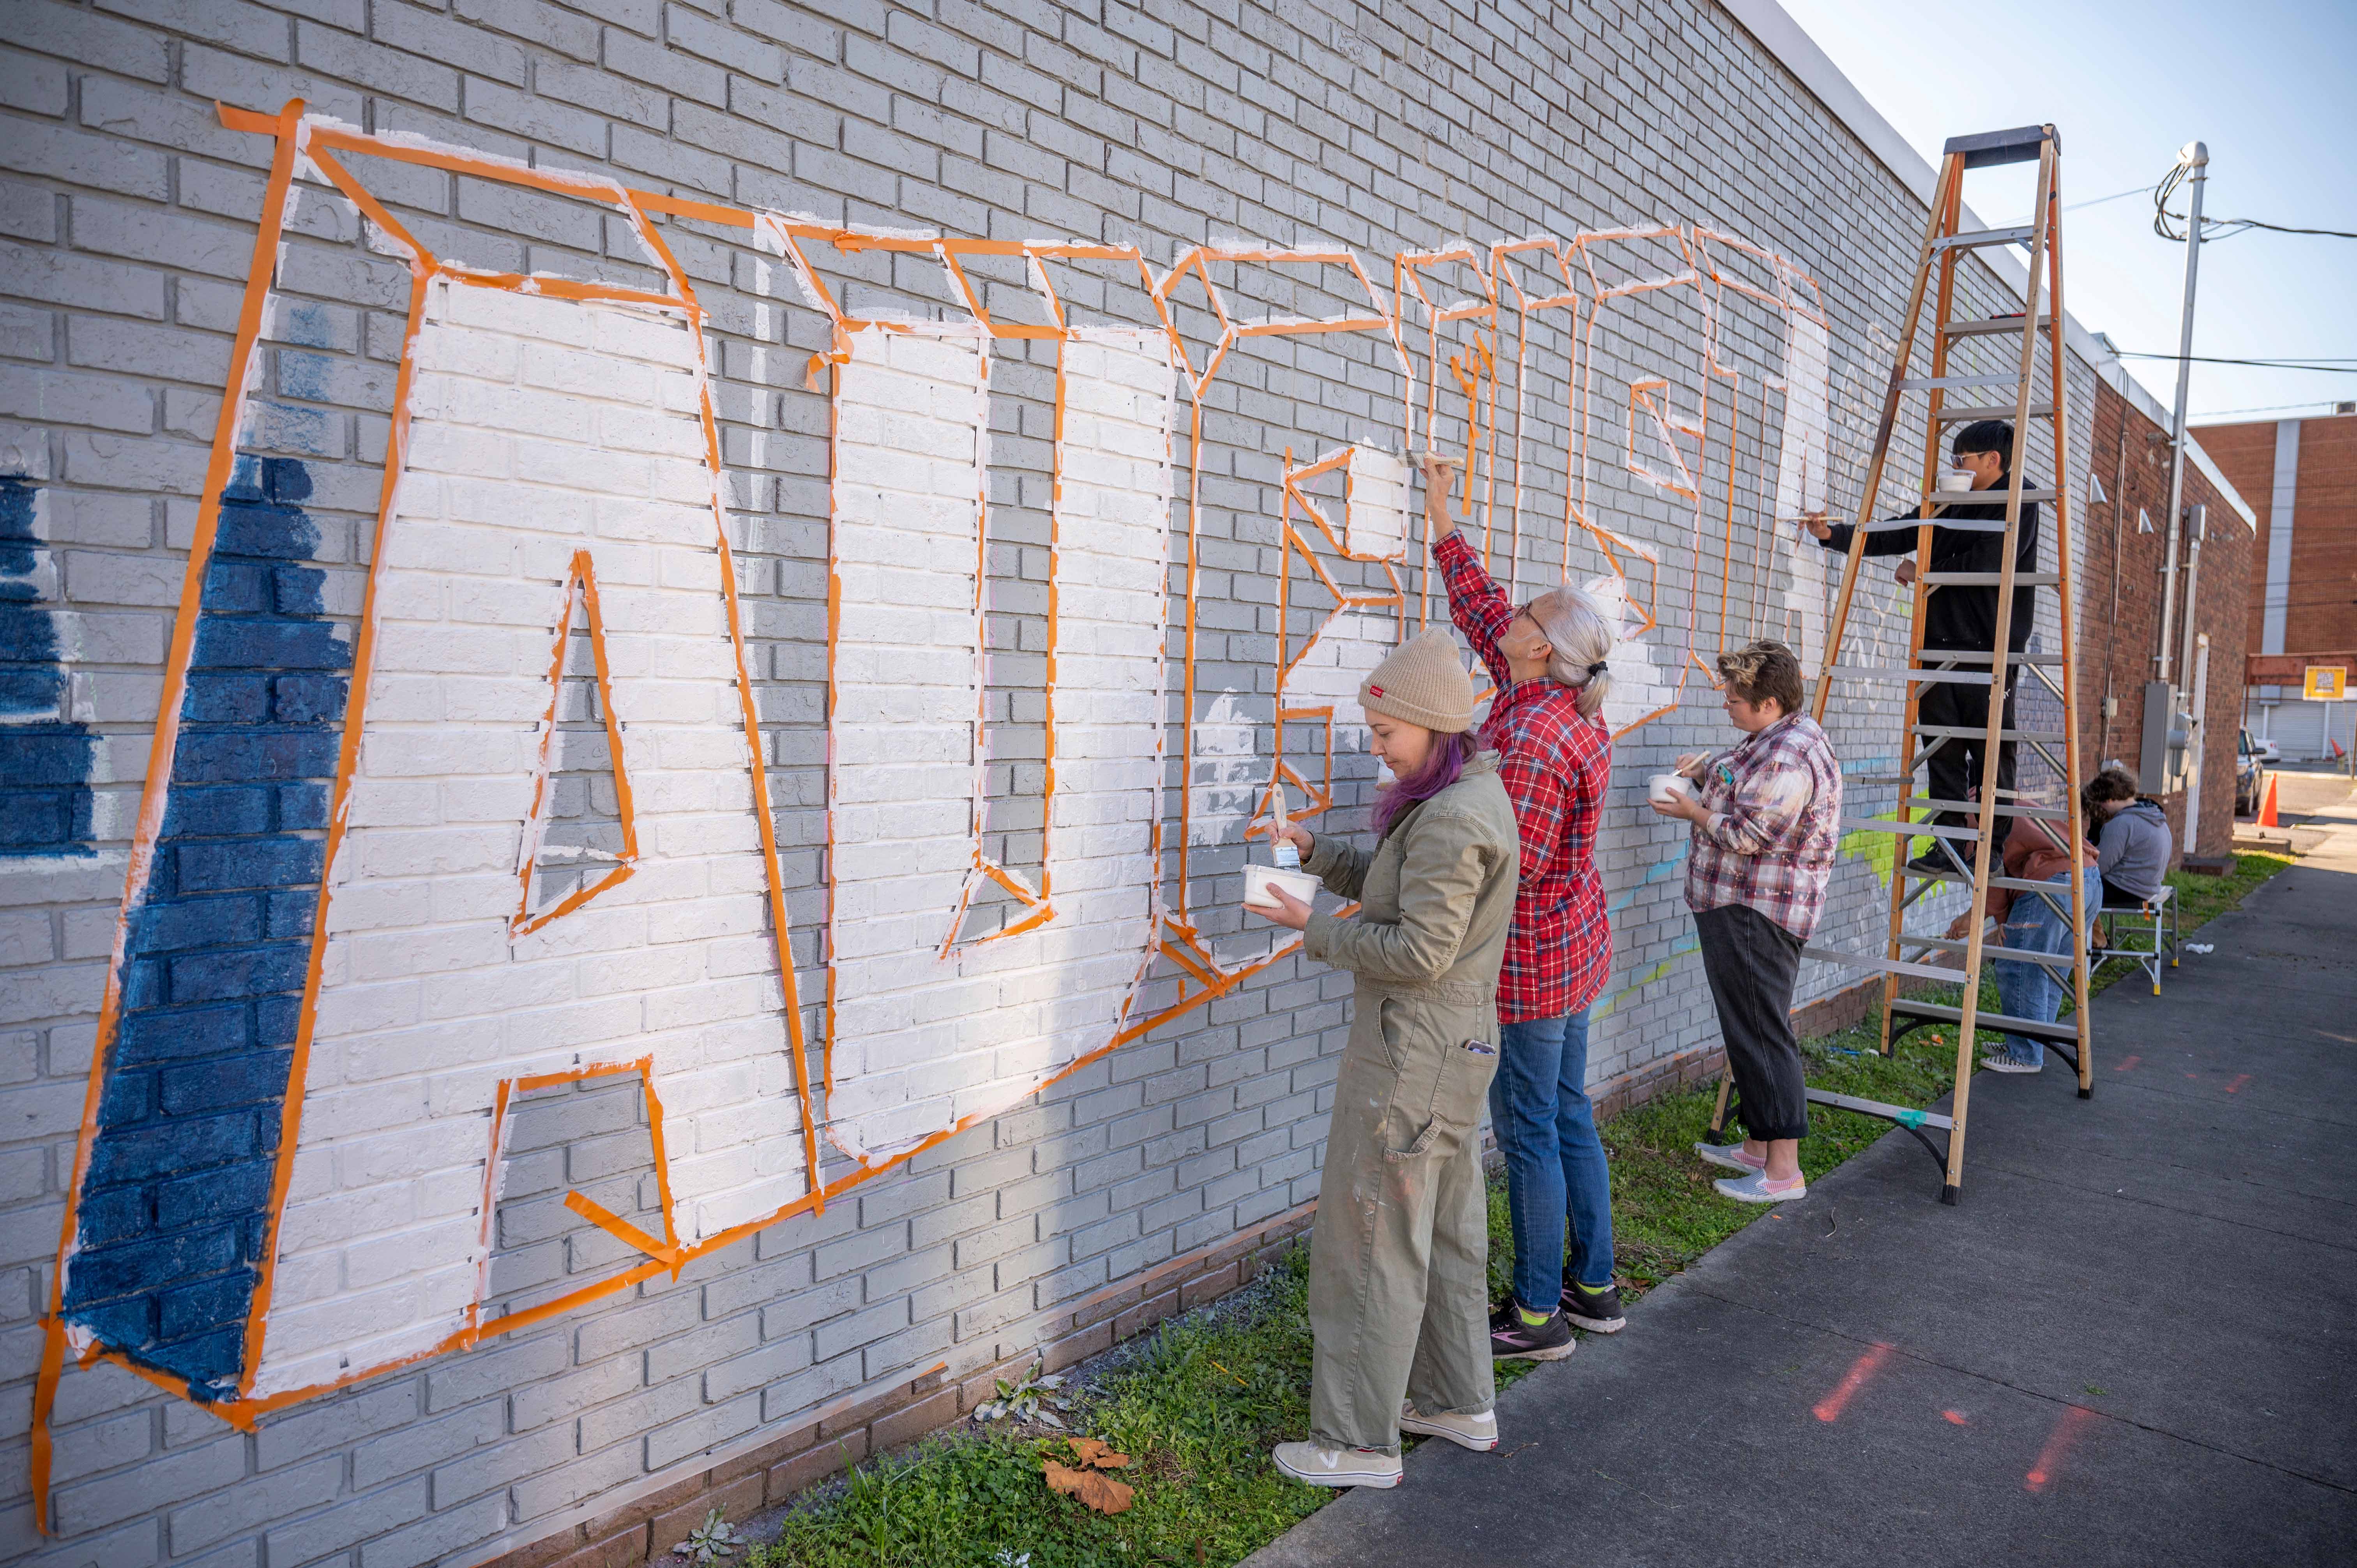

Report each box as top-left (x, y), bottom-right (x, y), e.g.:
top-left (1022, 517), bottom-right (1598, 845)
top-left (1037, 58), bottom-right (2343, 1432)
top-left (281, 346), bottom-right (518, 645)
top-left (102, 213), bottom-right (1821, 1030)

top-left (1249, 823), bottom-right (2357, 1567)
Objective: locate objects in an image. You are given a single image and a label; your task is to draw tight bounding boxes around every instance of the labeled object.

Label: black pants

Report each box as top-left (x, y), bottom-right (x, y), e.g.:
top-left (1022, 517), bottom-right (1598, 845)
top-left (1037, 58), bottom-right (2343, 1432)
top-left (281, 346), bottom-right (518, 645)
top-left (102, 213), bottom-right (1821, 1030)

top-left (1917, 670), bottom-right (2018, 818)
top-left (1695, 904), bottom-right (1808, 1142)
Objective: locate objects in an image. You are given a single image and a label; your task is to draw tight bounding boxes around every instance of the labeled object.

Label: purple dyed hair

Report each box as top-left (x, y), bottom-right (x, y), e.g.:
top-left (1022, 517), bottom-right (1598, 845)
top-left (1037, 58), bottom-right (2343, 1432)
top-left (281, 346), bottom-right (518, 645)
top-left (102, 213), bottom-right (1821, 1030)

top-left (1371, 728), bottom-right (1478, 842)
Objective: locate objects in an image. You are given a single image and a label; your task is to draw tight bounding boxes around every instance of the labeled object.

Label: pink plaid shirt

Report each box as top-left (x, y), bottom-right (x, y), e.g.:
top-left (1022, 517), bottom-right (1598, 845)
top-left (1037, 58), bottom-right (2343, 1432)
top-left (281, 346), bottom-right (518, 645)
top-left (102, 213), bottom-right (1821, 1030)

top-left (1435, 531), bottom-right (1611, 1022)
top-left (1683, 714), bottom-right (1843, 940)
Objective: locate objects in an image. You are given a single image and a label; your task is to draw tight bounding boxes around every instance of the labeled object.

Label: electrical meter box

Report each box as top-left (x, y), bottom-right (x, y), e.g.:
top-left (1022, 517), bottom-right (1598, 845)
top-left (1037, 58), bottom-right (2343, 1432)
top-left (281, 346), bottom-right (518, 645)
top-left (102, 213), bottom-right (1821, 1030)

top-left (2140, 680), bottom-right (2191, 792)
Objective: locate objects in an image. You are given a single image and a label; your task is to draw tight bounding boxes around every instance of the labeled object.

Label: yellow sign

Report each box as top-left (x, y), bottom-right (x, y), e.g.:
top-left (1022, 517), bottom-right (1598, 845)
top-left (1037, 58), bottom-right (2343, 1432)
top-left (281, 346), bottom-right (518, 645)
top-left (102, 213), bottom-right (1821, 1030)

top-left (2305, 666), bottom-right (2348, 701)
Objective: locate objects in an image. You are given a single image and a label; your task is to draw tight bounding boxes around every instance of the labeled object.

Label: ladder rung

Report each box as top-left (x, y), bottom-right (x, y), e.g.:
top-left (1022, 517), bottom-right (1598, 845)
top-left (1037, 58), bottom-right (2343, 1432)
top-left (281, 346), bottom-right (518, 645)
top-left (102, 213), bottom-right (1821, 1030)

top-left (1914, 489), bottom-right (2058, 506)
top-left (1920, 572), bottom-right (2058, 587)
top-left (1920, 649), bottom-right (2064, 664)
top-left (1890, 998), bottom-right (2083, 1045)
top-left (1937, 403), bottom-right (2055, 422)
top-left (1904, 868), bottom-right (2081, 893)
top-left (1805, 1088), bottom-right (1954, 1132)
top-left (1912, 724), bottom-right (2068, 743)
top-left (1900, 373), bottom-right (2031, 392)
top-left (1859, 515), bottom-right (2013, 534)
top-left (1931, 225), bottom-right (2036, 251)
top-left (1899, 796), bottom-right (2072, 821)
top-left (1942, 314), bottom-right (2053, 338)
top-left (1841, 816), bottom-right (1978, 841)
top-left (1802, 947), bottom-right (1959, 983)
top-left (1911, 934), bottom-right (2081, 969)
top-left (1829, 666), bottom-right (1993, 686)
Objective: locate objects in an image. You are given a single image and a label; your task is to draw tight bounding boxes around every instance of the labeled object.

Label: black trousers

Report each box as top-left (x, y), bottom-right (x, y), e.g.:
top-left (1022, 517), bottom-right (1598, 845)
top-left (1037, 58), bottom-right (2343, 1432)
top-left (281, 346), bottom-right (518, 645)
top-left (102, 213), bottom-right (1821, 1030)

top-left (1695, 904), bottom-right (1809, 1142)
top-left (1917, 669), bottom-right (2018, 818)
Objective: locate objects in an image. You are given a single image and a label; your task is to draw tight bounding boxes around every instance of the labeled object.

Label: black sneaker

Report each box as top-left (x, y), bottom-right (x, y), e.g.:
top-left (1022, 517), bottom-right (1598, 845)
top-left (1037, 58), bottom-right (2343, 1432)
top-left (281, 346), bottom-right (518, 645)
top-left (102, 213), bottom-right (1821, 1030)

top-left (1557, 1280), bottom-right (1627, 1333)
top-left (1488, 1301), bottom-right (1575, 1361)
top-left (1905, 847), bottom-right (1963, 878)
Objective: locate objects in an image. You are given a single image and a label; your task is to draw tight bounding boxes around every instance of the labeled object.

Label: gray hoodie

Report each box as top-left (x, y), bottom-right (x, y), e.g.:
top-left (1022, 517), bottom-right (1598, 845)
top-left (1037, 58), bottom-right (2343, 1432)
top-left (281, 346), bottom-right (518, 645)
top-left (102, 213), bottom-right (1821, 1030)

top-left (2098, 799), bottom-right (2172, 903)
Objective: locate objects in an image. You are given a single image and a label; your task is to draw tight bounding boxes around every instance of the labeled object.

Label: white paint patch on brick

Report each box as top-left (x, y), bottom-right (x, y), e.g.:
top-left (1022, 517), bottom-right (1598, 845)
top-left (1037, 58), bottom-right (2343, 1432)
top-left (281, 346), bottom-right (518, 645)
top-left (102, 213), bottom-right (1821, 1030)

top-left (1187, 688), bottom-right (1260, 848)
top-left (1585, 573), bottom-right (1677, 734)
top-left (1771, 309), bottom-right (1833, 670)
top-left (252, 280), bottom-right (808, 1399)
top-left (824, 327), bottom-right (1175, 1164)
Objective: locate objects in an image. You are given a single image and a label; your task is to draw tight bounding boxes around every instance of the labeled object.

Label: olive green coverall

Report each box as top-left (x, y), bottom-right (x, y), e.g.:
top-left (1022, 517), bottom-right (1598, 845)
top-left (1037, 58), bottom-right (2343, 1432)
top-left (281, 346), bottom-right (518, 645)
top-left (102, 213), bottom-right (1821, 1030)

top-left (1297, 750), bottom-right (1520, 1454)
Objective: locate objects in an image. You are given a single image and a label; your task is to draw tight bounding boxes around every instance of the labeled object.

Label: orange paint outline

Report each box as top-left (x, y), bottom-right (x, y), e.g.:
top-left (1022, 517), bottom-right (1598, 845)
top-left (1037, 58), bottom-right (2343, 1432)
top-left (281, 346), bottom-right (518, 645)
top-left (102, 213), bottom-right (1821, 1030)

top-left (1396, 245), bottom-right (1500, 625)
top-left (1261, 445), bottom-right (1408, 836)
top-left (511, 551), bottom-right (640, 939)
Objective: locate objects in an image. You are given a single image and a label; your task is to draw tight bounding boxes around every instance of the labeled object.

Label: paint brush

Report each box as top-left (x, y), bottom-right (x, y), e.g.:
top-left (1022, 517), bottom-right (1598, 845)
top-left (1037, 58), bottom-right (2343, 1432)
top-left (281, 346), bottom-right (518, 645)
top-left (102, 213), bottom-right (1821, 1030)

top-left (1269, 782), bottom-right (1299, 870)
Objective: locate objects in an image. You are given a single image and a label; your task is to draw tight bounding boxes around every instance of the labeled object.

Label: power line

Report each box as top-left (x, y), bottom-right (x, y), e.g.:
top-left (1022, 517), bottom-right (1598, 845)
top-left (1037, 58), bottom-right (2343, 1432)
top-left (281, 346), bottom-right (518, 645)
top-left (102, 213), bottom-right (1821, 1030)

top-left (2152, 160), bottom-right (2357, 242)
top-left (2115, 352), bottom-right (2357, 372)
top-left (2189, 398), bottom-right (2353, 420)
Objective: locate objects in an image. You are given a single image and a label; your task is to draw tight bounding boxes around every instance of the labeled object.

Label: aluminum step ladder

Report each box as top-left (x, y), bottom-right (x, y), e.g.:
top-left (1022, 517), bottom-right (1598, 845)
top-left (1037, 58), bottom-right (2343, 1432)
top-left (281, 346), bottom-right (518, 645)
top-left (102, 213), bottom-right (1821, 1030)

top-left (1710, 123), bottom-right (2094, 1206)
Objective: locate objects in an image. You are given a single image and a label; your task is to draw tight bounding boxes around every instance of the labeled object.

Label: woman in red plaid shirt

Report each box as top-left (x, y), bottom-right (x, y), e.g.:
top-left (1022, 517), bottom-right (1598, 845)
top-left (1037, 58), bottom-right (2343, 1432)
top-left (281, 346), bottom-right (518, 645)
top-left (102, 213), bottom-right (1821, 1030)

top-left (1422, 454), bottom-right (1622, 1363)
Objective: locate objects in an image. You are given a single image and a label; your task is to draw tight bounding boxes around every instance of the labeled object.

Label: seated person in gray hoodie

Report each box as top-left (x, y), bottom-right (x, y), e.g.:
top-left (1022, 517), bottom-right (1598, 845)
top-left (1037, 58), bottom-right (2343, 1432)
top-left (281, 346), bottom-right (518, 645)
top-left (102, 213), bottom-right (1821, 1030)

top-left (2087, 766), bottom-right (2172, 906)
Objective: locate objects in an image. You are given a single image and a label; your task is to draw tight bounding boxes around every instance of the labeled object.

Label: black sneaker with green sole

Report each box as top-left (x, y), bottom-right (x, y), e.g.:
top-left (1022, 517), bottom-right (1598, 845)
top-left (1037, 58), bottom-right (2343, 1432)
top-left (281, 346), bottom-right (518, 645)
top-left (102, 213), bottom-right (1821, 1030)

top-left (1558, 1279), bottom-right (1626, 1333)
top-left (1488, 1301), bottom-right (1575, 1361)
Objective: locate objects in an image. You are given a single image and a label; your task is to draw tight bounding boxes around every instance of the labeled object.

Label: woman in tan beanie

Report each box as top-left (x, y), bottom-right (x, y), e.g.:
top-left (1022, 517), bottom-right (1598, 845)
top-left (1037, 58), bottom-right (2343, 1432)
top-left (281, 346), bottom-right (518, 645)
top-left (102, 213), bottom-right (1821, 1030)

top-left (1254, 628), bottom-right (1521, 1487)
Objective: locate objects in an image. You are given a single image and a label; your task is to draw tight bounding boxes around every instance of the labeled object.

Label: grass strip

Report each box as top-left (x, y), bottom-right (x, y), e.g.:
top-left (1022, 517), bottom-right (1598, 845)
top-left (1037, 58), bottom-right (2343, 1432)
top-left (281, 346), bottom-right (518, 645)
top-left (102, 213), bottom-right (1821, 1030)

top-left (750, 851), bottom-right (2291, 1568)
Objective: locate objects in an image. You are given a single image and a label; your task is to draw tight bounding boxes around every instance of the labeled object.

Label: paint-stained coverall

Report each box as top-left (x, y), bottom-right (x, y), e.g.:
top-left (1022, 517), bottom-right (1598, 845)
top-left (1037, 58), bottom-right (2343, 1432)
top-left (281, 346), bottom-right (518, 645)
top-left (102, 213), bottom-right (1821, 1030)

top-left (1297, 750), bottom-right (1520, 1453)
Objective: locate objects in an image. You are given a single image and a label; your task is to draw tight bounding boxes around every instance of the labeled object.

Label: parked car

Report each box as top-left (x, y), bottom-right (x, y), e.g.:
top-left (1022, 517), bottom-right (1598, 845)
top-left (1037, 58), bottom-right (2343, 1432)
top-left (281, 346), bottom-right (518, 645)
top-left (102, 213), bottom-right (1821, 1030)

top-left (2236, 730), bottom-right (2267, 816)
top-left (2246, 731), bottom-right (2281, 764)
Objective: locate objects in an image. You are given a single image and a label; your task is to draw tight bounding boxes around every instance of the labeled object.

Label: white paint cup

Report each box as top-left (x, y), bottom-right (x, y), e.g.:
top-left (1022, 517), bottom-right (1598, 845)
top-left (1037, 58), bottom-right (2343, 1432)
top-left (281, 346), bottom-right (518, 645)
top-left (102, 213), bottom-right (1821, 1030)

top-left (1937, 469), bottom-right (1975, 493)
top-left (1647, 773), bottom-right (1692, 807)
top-left (1243, 864), bottom-right (1323, 911)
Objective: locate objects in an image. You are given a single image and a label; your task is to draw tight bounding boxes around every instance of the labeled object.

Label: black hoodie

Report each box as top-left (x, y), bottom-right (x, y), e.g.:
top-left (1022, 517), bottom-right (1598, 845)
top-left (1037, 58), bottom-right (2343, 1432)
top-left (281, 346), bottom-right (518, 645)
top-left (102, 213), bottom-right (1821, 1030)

top-left (1817, 488), bottom-right (2039, 655)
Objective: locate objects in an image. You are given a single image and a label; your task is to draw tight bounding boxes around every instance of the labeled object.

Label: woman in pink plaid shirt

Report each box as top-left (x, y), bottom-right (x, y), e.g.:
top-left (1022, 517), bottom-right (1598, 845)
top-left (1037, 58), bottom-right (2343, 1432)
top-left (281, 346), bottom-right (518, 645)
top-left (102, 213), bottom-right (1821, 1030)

top-left (1650, 639), bottom-right (1842, 1204)
top-left (1422, 454), bottom-right (1624, 1363)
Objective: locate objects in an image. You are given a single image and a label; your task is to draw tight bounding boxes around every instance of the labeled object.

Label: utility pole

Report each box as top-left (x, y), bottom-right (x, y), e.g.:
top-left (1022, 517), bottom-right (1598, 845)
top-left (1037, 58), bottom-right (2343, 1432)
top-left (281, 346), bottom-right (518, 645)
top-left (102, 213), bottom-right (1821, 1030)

top-left (2155, 141), bottom-right (2207, 682)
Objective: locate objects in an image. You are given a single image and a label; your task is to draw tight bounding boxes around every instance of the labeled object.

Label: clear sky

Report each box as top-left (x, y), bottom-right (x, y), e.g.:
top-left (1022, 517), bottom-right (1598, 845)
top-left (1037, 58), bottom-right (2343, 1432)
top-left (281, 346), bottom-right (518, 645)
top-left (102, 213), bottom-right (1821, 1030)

top-left (1776, 0), bottom-right (2357, 426)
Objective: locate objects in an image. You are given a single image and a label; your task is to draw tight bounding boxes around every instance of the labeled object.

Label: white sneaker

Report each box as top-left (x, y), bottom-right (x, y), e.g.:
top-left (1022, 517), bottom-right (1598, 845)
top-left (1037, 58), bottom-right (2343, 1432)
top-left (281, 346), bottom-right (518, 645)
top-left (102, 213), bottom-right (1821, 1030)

top-left (1713, 1169), bottom-right (1807, 1204)
top-left (1272, 1439), bottom-right (1404, 1488)
top-left (1694, 1140), bottom-right (1765, 1173)
top-left (1979, 1055), bottom-right (2043, 1074)
top-left (1399, 1401), bottom-right (1498, 1452)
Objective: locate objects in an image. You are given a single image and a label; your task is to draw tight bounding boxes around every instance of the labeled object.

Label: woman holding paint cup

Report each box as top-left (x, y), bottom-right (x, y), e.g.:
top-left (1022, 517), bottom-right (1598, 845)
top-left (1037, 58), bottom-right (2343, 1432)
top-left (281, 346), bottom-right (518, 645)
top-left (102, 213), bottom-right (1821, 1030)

top-left (1418, 451), bottom-right (1626, 1362)
top-left (1253, 629), bottom-right (1520, 1488)
top-left (1651, 640), bottom-right (1842, 1203)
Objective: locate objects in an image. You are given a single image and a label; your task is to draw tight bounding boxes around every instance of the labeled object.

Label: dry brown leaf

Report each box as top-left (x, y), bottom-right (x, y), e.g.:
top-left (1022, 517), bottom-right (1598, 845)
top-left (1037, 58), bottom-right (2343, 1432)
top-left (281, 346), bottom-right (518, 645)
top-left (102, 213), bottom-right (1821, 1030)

top-left (1042, 1458), bottom-right (1135, 1515)
top-left (1066, 1437), bottom-right (1131, 1469)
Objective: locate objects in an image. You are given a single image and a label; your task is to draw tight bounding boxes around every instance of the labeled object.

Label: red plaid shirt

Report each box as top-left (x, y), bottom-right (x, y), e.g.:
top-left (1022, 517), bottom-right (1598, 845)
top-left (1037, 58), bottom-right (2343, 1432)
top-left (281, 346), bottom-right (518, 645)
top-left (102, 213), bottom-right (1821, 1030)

top-left (1683, 714), bottom-right (1843, 939)
top-left (1436, 531), bottom-right (1611, 1023)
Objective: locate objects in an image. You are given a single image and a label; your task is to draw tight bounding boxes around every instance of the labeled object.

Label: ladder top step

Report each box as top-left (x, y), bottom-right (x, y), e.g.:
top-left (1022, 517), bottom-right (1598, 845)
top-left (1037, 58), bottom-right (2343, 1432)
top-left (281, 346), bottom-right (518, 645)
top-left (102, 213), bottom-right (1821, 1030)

top-left (1938, 403), bottom-right (2056, 422)
top-left (1805, 1087), bottom-right (1954, 1132)
top-left (1944, 123), bottom-right (2057, 168)
top-left (1802, 946), bottom-right (1959, 983)
top-left (1890, 996), bottom-right (2082, 1045)
top-left (1943, 314), bottom-right (2054, 337)
top-left (1921, 572), bottom-right (2060, 586)
top-left (1933, 225), bottom-right (2036, 252)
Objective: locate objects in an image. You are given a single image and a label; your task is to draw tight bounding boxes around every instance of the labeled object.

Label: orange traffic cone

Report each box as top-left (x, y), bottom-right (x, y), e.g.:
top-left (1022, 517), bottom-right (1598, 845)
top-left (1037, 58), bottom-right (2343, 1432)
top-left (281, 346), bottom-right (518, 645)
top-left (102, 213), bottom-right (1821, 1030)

top-left (2257, 772), bottom-right (2280, 828)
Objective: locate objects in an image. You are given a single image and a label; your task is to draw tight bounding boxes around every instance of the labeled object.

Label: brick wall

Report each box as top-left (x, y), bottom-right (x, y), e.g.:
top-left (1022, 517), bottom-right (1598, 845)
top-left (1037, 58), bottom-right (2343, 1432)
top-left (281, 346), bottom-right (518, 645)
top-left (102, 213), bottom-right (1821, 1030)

top-left (0, 2), bottom-right (2166, 1563)
top-left (2080, 376), bottom-right (2251, 860)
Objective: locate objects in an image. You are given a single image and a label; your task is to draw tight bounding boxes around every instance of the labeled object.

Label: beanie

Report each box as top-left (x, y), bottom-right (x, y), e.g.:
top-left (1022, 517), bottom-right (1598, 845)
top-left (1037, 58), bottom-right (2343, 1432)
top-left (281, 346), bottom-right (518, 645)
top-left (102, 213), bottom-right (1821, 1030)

top-left (1359, 629), bottom-right (1477, 733)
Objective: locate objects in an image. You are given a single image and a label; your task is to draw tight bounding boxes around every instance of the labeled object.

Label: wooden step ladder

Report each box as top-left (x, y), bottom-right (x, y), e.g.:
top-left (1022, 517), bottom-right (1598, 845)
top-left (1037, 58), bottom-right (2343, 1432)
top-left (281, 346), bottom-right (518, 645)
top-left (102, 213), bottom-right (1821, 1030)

top-left (1713, 124), bottom-right (2093, 1205)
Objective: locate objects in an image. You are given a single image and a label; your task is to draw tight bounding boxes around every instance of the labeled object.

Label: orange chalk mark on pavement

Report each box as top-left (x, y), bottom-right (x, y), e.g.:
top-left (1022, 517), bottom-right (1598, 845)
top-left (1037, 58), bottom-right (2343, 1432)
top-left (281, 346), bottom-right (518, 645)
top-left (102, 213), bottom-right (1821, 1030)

top-left (2025, 1405), bottom-right (2097, 1493)
top-left (2224, 1074), bottom-right (2251, 1093)
top-left (2114, 1054), bottom-right (2140, 1072)
top-left (1943, 1409), bottom-right (1970, 1425)
top-left (1812, 1341), bottom-right (1895, 1423)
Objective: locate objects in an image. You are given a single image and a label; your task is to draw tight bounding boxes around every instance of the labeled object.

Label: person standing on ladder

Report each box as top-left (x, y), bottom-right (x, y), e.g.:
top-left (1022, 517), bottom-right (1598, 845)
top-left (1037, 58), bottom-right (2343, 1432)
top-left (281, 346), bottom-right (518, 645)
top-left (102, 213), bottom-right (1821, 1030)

top-left (1802, 419), bottom-right (2039, 873)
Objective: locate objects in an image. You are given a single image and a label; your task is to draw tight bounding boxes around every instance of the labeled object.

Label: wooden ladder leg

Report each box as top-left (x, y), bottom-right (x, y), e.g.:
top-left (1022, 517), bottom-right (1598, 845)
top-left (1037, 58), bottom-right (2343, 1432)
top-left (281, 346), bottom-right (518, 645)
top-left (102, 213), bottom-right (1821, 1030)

top-left (1709, 1074), bottom-right (1734, 1138)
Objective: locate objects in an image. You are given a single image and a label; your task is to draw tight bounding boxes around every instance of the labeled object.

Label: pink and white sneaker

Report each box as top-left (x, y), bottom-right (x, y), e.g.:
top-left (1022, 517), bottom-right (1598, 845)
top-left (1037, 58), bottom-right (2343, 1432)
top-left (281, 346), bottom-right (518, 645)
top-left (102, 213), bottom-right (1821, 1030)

top-left (1694, 1141), bottom-right (1766, 1174)
top-left (1714, 1169), bottom-right (1807, 1204)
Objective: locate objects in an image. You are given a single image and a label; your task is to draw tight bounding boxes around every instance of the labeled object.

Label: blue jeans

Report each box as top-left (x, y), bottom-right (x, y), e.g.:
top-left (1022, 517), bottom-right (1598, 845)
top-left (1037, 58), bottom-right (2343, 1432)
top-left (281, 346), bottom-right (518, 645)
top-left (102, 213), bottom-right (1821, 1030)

top-left (1489, 1010), bottom-right (1614, 1309)
top-left (1992, 871), bottom-right (2099, 1066)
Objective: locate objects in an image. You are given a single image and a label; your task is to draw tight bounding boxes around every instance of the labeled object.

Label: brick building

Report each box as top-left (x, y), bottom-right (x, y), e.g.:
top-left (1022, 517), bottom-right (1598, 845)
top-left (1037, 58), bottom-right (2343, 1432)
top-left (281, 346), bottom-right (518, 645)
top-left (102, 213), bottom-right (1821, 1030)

top-left (0, 2), bottom-right (2254, 1564)
top-left (2191, 408), bottom-right (2357, 762)
top-left (2077, 348), bottom-right (2256, 860)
